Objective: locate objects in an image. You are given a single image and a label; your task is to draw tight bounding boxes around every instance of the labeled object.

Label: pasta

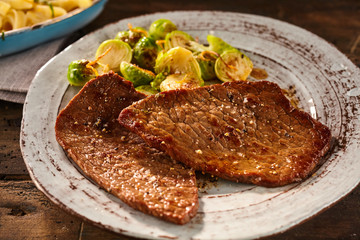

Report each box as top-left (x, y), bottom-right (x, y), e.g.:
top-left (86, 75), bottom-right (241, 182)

top-left (0, 0), bottom-right (92, 31)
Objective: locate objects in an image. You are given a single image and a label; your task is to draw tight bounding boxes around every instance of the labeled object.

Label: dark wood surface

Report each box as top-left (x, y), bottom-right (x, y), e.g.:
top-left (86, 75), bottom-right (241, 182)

top-left (1, 0), bottom-right (360, 239)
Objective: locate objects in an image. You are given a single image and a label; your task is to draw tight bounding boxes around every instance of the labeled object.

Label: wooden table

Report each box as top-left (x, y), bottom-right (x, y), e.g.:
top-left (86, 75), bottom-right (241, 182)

top-left (1, 0), bottom-right (359, 239)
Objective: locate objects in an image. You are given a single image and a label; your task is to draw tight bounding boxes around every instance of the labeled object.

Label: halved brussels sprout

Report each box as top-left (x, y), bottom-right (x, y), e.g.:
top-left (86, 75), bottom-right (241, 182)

top-left (164, 30), bottom-right (194, 50)
top-left (150, 72), bottom-right (167, 91)
top-left (115, 26), bottom-right (148, 48)
top-left (215, 49), bottom-right (253, 82)
top-left (154, 47), bottom-right (202, 80)
top-left (195, 51), bottom-right (218, 81)
top-left (207, 34), bottom-right (235, 54)
top-left (67, 59), bottom-right (109, 86)
top-left (120, 61), bottom-right (155, 87)
top-left (149, 19), bottom-right (177, 40)
top-left (165, 30), bottom-right (208, 52)
top-left (95, 39), bottom-right (132, 72)
top-left (135, 85), bottom-right (159, 95)
top-left (159, 73), bottom-right (203, 92)
top-left (133, 37), bottom-right (159, 71)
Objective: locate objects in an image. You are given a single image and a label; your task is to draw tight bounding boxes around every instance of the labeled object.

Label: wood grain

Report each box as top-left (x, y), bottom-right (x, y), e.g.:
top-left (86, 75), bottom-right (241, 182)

top-left (0, 0), bottom-right (359, 239)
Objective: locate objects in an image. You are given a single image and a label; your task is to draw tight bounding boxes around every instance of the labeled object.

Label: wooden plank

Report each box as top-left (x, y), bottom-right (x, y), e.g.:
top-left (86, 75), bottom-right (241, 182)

top-left (0, 101), bottom-right (28, 177)
top-left (268, 185), bottom-right (360, 239)
top-left (0, 180), bottom-right (81, 240)
top-left (80, 223), bottom-right (136, 240)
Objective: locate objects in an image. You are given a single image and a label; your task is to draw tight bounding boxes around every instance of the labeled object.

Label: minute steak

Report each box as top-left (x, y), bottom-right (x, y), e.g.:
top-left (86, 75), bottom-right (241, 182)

top-left (118, 80), bottom-right (332, 187)
top-left (55, 72), bottom-right (198, 224)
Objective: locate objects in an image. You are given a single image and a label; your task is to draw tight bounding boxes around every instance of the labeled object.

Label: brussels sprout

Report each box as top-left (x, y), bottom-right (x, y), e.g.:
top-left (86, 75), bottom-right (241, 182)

top-left (160, 73), bottom-right (203, 92)
top-left (115, 26), bottom-right (148, 48)
top-left (154, 47), bottom-right (202, 80)
top-left (120, 61), bottom-right (155, 87)
top-left (67, 59), bottom-right (109, 86)
top-left (150, 72), bottom-right (167, 91)
top-left (95, 39), bottom-right (132, 72)
top-left (207, 34), bottom-right (236, 54)
top-left (164, 30), bottom-right (194, 50)
top-left (195, 51), bottom-right (218, 81)
top-left (133, 37), bottom-right (159, 71)
top-left (215, 49), bottom-right (253, 82)
top-left (114, 30), bottom-right (130, 42)
top-left (135, 85), bottom-right (159, 95)
top-left (149, 19), bottom-right (177, 40)
top-left (164, 30), bottom-right (208, 52)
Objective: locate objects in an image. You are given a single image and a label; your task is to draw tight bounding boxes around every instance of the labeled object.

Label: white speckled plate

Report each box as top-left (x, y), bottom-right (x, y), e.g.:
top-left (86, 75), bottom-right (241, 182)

top-left (20, 11), bottom-right (360, 239)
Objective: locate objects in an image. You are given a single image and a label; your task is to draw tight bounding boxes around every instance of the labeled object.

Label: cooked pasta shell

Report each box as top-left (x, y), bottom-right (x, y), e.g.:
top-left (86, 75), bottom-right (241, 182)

top-left (77, 0), bottom-right (92, 8)
top-left (1, 0), bottom-right (33, 10)
top-left (0, 1), bottom-right (11, 16)
top-left (33, 4), bottom-right (67, 19)
top-left (3, 9), bottom-right (26, 30)
top-left (50, 0), bottom-right (78, 12)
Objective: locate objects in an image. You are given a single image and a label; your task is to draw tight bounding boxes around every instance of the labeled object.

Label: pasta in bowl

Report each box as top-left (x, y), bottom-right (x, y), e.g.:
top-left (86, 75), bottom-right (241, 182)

top-left (0, 0), bottom-right (107, 56)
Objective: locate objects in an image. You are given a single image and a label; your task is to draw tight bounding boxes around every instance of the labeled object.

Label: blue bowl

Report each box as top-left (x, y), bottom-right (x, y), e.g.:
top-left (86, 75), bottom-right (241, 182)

top-left (0, 0), bottom-right (107, 57)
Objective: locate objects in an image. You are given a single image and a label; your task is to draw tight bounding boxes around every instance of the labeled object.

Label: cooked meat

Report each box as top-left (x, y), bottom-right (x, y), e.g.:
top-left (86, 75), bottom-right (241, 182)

top-left (119, 80), bottom-right (332, 187)
top-left (55, 72), bottom-right (198, 224)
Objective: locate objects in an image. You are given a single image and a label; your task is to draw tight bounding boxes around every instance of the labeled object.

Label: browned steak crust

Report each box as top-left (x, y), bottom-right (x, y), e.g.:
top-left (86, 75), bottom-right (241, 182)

top-left (119, 80), bottom-right (332, 187)
top-left (55, 72), bottom-right (198, 224)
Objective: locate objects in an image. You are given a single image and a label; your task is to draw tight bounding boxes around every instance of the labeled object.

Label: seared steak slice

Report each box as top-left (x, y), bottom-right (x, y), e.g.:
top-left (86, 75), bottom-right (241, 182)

top-left (55, 72), bottom-right (198, 224)
top-left (119, 80), bottom-right (332, 187)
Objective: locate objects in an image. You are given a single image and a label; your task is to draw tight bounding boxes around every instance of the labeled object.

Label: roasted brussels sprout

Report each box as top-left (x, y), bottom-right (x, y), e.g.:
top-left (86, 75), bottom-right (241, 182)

top-left (133, 37), bottom-right (159, 71)
top-left (120, 61), bottom-right (155, 87)
top-left (164, 30), bottom-right (193, 50)
top-left (165, 30), bottom-right (208, 52)
top-left (115, 30), bottom-right (130, 42)
top-left (154, 47), bottom-right (202, 80)
top-left (195, 51), bottom-right (218, 81)
top-left (159, 73), bottom-right (203, 92)
top-left (67, 59), bottom-right (109, 86)
top-left (207, 34), bottom-right (235, 54)
top-left (95, 39), bottom-right (132, 72)
top-left (149, 19), bottom-right (177, 40)
top-left (115, 26), bottom-right (148, 48)
top-left (215, 49), bottom-right (253, 82)
top-left (150, 72), bottom-right (167, 91)
top-left (135, 85), bottom-right (159, 95)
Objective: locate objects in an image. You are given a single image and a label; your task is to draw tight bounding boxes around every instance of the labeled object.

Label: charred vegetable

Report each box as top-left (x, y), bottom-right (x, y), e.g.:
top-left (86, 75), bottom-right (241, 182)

top-left (120, 61), bottom-right (155, 87)
top-left (133, 37), bottom-right (159, 71)
top-left (208, 34), bottom-right (253, 81)
top-left (195, 51), bottom-right (218, 81)
top-left (67, 59), bottom-right (109, 86)
top-left (165, 30), bottom-right (208, 52)
top-left (165, 30), bottom-right (192, 50)
top-left (115, 26), bottom-right (148, 47)
top-left (215, 49), bottom-right (253, 82)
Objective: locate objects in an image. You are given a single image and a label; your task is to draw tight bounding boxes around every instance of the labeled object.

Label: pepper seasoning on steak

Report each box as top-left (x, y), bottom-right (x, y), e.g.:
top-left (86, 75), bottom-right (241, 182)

top-left (55, 72), bottom-right (198, 224)
top-left (119, 80), bottom-right (332, 187)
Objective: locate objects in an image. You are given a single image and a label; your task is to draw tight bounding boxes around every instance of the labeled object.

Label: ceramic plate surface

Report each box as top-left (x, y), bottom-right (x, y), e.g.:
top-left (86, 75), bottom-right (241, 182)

top-left (21, 11), bottom-right (360, 239)
top-left (0, 0), bottom-right (107, 57)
